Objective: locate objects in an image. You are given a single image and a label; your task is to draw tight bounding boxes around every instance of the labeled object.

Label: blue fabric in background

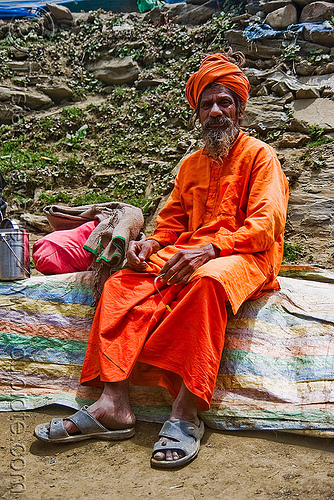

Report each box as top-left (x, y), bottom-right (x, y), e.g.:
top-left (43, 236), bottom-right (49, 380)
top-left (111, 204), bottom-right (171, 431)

top-left (244, 22), bottom-right (334, 41)
top-left (0, 0), bottom-right (141, 18)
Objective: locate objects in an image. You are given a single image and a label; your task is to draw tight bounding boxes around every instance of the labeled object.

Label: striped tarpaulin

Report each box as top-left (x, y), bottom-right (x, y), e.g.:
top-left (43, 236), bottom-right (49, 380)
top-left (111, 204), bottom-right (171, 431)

top-left (1, 269), bottom-right (334, 432)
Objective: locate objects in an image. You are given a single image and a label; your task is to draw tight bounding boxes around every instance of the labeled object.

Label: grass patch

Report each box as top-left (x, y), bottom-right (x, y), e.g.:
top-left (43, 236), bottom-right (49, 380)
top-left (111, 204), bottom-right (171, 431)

top-left (283, 242), bottom-right (304, 263)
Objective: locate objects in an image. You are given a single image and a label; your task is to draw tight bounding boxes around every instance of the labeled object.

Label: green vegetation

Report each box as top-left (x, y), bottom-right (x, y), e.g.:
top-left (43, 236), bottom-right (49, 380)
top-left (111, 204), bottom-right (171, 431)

top-left (65, 124), bottom-right (88, 147)
top-left (281, 42), bottom-right (301, 62)
top-left (1, 3), bottom-right (226, 214)
top-left (309, 124), bottom-right (324, 143)
top-left (39, 191), bottom-right (72, 204)
top-left (306, 48), bottom-right (331, 65)
top-left (307, 124), bottom-right (334, 147)
top-left (312, 157), bottom-right (327, 170)
top-left (283, 242), bottom-right (305, 263)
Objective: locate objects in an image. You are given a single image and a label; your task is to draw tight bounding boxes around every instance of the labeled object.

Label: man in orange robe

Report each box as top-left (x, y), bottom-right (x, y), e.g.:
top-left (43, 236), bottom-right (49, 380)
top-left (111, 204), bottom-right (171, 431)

top-left (34, 53), bottom-right (289, 468)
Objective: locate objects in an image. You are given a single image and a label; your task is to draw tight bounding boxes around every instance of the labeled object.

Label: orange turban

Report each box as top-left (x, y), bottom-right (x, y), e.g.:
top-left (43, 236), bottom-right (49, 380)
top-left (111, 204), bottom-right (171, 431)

top-left (185, 53), bottom-right (250, 110)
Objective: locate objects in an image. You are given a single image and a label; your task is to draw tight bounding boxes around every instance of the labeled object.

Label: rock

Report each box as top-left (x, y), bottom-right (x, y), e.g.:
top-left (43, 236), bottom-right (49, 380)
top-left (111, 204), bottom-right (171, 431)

top-left (260, 0), bottom-right (294, 13)
top-left (226, 30), bottom-right (282, 59)
top-left (225, 30), bottom-right (331, 60)
top-left (283, 91), bottom-right (295, 103)
top-left (271, 81), bottom-right (290, 96)
top-left (292, 98), bottom-right (334, 132)
top-left (300, 1), bottom-right (334, 23)
top-left (299, 72), bottom-right (334, 92)
top-left (246, 1), bottom-right (262, 15)
top-left (295, 87), bottom-right (320, 98)
top-left (11, 48), bottom-right (28, 60)
top-left (0, 86), bottom-right (52, 110)
top-left (36, 83), bottom-right (73, 103)
top-left (135, 79), bottom-right (166, 89)
top-left (163, 2), bottom-right (216, 25)
top-left (142, 6), bottom-right (162, 23)
top-left (0, 103), bottom-right (25, 124)
top-left (295, 60), bottom-right (315, 76)
top-left (265, 4), bottom-right (298, 29)
top-left (20, 213), bottom-right (51, 232)
top-left (230, 13), bottom-right (251, 25)
top-left (24, 75), bottom-right (51, 86)
top-left (244, 67), bottom-right (268, 86)
top-left (241, 96), bottom-right (289, 133)
top-left (7, 61), bottom-right (41, 73)
top-left (289, 194), bottom-right (333, 233)
top-left (322, 88), bottom-right (334, 97)
top-left (248, 67), bottom-right (322, 98)
top-left (287, 117), bottom-right (310, 134)
top-left (86, 57), bottom-right (140, 85)
top-left (142, 52), bottom-right (157, 66)
top-left (303, 25), bottom-right (334, 47)
top-left (72, 12), bottom-right (91, 24)
top-left (293, 0), bottom-right (315, 5)
top-left (276, 132), bottom-right (310, 148)
top-left (316, 62), bottom-right (334, 74)
top-left (287, 154), bottom-right (334, 242)
top-left (251, 83), bottom-right (269, 96)
top-left (47, 3), bottom-right (73, 22)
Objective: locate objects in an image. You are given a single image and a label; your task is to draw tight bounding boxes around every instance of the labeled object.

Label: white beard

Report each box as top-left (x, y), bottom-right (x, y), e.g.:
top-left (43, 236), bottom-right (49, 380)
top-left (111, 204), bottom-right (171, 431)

top-left (202, 116), bottom-right (239, 159)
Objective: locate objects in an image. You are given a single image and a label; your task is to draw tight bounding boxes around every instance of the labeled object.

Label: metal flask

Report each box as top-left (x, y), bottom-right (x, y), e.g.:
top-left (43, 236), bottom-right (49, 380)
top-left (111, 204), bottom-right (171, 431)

top-left (0, 220), bottom-right (30, 280)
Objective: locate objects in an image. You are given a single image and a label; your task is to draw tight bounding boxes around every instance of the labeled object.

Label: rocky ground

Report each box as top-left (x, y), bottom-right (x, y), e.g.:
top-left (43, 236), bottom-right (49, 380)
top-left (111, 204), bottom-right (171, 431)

top-left (0, 2), bottom-right (334, 498)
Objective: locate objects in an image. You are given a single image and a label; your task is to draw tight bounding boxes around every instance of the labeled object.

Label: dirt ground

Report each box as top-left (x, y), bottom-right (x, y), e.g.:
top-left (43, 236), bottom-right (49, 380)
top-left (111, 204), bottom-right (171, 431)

top-left (1, 406), bottom-right (334, 500)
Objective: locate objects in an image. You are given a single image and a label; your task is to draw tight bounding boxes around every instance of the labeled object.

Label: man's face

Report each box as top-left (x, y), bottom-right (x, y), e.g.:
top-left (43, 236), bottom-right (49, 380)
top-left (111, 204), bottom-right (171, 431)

top-left (198, 85), bottom-right (239, 128)
top-left (198, 85), bottom-right (241, 159)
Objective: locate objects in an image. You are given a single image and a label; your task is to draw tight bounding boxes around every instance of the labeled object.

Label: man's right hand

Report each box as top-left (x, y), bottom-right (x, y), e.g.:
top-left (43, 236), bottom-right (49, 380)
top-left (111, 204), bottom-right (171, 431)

top-left (127, 239), bottom-right (162, 272)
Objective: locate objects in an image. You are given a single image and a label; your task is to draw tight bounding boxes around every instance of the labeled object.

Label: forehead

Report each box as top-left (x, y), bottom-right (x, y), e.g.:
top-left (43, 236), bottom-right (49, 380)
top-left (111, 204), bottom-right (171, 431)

top-left (200, 85), bottom-right (235, 103)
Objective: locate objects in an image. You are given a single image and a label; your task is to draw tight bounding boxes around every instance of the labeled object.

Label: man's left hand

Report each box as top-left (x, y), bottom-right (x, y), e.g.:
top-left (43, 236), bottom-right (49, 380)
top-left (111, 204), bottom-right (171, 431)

top-left (160, 244), bottom-right (220, 285)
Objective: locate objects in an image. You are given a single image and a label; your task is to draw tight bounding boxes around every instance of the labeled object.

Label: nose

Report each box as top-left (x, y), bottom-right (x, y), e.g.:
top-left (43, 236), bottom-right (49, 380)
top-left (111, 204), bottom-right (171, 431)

top-left (209, 102), bottom-right (223, 117)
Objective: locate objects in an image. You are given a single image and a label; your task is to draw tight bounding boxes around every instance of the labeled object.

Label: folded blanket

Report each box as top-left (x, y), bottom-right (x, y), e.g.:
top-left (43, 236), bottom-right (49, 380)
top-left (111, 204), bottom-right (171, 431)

top-left (43, 202), bottom-right (144, 299)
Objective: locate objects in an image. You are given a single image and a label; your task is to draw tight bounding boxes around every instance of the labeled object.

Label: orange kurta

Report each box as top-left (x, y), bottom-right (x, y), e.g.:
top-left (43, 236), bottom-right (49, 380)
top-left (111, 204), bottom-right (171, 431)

top-left (80, 131), bottom-right (289, 410)
top-left (147, 130), bottom-right (289, 313)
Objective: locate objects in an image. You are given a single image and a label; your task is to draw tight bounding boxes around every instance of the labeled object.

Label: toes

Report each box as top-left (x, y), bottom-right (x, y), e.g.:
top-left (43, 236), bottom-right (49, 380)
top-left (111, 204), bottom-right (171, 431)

top-left (153, 451), bottom-right (166, 461)
top-left (153, 449), bottom-right (184, 462)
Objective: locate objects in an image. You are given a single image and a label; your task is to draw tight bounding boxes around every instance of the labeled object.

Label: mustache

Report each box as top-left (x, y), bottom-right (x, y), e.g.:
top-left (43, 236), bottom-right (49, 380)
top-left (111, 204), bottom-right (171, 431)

top-left (203, 115), bottom-right (233, 129)
top-left (202, 116), bottom-right (239, 159)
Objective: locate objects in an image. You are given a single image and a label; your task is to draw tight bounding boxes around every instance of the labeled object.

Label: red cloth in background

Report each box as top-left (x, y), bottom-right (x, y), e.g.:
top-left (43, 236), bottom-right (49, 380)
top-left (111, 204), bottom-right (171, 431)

top-left (33, 220), bottom-right (98, 274)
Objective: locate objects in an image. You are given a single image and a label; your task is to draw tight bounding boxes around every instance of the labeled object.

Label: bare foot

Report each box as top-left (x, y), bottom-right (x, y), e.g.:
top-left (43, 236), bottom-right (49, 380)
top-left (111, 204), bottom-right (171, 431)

top-left (153, 382), bottom-right (200, 462)
top-left (153, 417), bottom-right (200, 462)
top-left (63, 381), bottom-right (135, 435)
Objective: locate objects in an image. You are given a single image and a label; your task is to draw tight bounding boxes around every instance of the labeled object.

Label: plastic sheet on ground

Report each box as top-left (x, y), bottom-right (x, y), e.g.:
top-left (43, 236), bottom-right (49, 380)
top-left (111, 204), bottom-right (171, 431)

top-left (0, 267), bottom-right (334, 435)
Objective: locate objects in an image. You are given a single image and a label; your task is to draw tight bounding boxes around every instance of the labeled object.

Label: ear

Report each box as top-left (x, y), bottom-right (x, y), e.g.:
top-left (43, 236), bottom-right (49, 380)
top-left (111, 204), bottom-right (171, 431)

top-left (239, 102), bottom-right (246, 120)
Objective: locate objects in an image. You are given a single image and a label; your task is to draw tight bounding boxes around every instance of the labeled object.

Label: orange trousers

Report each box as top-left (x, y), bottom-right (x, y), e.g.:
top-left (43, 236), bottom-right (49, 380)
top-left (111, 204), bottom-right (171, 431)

top-left (81, 269), bottom-right (227, 410)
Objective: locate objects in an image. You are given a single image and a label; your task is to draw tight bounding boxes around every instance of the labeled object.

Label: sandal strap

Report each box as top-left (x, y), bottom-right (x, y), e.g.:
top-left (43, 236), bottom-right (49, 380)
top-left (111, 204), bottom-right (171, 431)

top-left (67, 406), bottom-right (109, 435)
top-left (49, 418), bottom-right (69, 439)
top-left (159, 419), bottom-right (204, 443)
